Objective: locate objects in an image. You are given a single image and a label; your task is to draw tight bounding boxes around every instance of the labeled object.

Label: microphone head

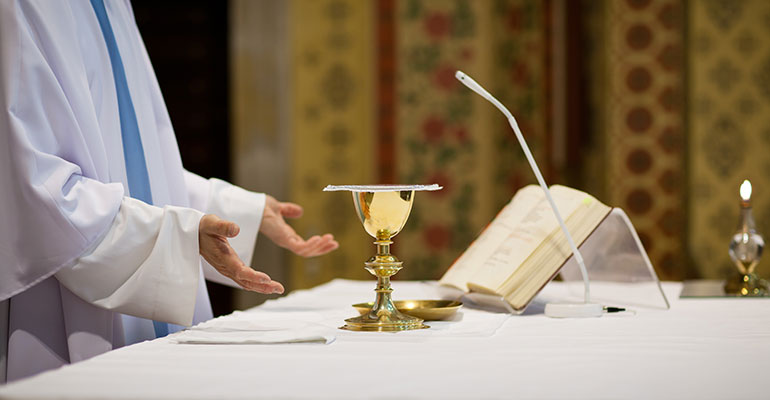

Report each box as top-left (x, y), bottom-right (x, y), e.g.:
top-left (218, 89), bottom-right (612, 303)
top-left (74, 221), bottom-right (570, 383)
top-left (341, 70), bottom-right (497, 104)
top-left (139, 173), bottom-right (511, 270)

top-left (455, 70), bottom-right (491, 100)
top-left (455, 70), bottom-right (474, 89)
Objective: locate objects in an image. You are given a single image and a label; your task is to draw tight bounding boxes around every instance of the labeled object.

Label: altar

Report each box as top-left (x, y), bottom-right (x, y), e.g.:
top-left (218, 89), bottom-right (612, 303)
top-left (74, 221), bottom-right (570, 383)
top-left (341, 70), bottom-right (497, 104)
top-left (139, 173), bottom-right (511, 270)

top-left (1, 279), bottom-right (768, 399)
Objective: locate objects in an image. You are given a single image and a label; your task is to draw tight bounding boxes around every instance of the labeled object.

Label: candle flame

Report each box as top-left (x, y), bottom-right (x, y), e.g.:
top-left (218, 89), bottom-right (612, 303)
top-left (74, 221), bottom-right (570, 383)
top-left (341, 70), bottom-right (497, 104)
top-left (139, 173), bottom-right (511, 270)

top-left (740, 180), bottom-right (752, 201)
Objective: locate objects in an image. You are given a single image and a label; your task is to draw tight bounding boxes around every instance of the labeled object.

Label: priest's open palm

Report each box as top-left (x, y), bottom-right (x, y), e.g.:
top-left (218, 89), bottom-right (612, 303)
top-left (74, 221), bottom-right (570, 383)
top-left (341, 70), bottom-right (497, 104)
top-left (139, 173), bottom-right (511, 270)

top-left (259, 195), bottom-right (339, 257)
top-left (199, 214), bottom-right (285, 294)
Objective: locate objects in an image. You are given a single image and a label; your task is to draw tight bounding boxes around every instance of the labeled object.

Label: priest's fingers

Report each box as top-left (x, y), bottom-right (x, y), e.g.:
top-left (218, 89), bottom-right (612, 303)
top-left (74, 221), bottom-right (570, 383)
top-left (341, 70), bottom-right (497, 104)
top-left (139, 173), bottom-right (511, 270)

top-left (315, 237), bottom-right (340, 255)
top-left (297, 234), bottom-right (338, 257)
top-left (231, 266), bottom-right (284, 294)
top-left (199, 216), bottom-right (252, 278)
top-left (287, 234), bottom-right (323, 257)
top-left (310, 235), bottom-right (339, 256)
top-left (242, 280), bottom-right (284, 294)
top-left (288, 234), bottom-right (338, 257)
top-left (200, 214), bottom-right (240, 238)
top-left (260, 208), bottom-right (338, 256)
top-left (198, 215), bottom-right (284, 293)
top-left (200, 238), bottom-right (247, 278)
top-left (279, 202), bottom-right (304, 219)
top-left (208, 248), bottom-right (284, 294)
top-left (233, 267), bottom-right (272, 284)
top-left (296, 235), bottom-right (323, 256)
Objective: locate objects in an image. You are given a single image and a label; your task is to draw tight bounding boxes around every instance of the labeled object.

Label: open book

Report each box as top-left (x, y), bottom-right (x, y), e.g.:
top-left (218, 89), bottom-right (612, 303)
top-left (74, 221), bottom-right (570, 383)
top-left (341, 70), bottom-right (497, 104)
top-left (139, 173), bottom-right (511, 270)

top-left (439, 185), bottom-right (612, 312)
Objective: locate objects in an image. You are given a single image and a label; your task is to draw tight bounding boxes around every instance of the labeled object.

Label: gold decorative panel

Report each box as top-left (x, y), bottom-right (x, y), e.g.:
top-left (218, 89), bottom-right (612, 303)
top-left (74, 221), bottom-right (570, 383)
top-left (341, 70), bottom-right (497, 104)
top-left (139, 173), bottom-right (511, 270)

top-left (288, 0), bottom-right (376, 289)
top-left (688, 0), bottom-right (770, 279)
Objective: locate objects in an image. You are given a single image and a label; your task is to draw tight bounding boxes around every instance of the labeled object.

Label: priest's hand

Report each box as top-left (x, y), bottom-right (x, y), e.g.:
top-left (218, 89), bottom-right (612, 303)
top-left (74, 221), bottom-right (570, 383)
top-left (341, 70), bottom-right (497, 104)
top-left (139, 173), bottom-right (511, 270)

top-left (199, 214), bottom-right (284, 294)
top-left (259, 195), bottom-right (339, 257)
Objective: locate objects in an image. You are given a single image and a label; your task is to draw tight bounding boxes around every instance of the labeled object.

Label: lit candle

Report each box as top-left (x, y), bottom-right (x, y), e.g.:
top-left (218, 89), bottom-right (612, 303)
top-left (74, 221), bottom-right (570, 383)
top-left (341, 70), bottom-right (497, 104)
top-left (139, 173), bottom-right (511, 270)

top-left (740, 180), bottom-right (752, 207)
top-left (727, 178), bottom-right (766, 295)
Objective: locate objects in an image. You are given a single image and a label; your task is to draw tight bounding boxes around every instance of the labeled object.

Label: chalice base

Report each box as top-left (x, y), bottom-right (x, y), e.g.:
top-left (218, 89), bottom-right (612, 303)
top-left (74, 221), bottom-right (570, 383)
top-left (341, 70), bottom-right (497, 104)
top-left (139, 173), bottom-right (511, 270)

top-left (724, 273), bottom-right (769, 297)
top-left (341, 310), bottom-right (428, 332)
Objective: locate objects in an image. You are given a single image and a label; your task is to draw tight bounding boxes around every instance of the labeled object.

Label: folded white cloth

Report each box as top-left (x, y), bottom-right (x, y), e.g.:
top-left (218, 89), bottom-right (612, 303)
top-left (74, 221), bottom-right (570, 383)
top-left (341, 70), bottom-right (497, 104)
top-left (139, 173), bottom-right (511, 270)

top-left (172, 330), bottom-right (333, 345)
top-left (170, 311), bottom-right (335, 345)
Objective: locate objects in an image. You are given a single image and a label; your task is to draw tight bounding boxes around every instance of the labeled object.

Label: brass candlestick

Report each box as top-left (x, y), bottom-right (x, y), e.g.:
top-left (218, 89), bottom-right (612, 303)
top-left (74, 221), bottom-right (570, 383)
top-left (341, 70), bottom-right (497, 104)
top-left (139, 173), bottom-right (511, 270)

top-left (725, 180), bottom-right (767, 296)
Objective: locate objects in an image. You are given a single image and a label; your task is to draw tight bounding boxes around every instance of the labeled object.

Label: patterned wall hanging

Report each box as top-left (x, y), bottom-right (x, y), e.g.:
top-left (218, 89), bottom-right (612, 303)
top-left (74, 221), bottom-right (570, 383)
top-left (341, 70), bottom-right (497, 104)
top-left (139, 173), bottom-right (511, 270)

top-left (688, 0), bottom-right (770, 279)
top-left (393, 0), bottom-right (552, 280)
top-left (603, 0), bottom-right (687, 280)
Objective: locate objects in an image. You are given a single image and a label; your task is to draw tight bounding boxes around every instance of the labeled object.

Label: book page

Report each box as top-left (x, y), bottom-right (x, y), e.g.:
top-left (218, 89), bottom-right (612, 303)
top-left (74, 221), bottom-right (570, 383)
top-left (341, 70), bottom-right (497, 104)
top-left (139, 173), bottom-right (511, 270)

top-left (463, 185), bottom-right (597, 295)
top-left (501, 187), bottom-right (611, 309)
top-left (438, 185), bottom-right (543, 291)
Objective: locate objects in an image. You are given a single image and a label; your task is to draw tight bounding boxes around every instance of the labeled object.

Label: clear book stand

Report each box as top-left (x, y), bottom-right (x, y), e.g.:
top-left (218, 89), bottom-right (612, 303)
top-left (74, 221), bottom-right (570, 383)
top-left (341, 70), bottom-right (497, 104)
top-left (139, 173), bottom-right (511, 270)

top-left (443, 208), bottom-right (670, 315)
top-left (558, 208), bottom-right (670, 310)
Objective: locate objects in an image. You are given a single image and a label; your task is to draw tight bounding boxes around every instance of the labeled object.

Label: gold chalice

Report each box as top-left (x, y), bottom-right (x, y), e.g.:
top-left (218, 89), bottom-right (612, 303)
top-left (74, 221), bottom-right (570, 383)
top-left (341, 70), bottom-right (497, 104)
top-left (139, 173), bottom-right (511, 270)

top-left (324, 184), bottom-right (441, 331)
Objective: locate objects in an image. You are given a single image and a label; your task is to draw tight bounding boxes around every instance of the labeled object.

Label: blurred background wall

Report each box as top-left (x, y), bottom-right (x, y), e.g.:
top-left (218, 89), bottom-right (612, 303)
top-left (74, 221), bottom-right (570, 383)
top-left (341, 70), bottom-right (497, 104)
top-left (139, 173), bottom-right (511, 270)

top-left (134, 0), bottom-right (770, 313)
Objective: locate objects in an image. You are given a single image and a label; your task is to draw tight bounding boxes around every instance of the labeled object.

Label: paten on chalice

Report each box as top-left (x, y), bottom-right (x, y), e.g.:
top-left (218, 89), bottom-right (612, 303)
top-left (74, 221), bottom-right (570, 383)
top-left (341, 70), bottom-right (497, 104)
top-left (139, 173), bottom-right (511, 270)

top-left (323, 184), bottom-right (441, 331)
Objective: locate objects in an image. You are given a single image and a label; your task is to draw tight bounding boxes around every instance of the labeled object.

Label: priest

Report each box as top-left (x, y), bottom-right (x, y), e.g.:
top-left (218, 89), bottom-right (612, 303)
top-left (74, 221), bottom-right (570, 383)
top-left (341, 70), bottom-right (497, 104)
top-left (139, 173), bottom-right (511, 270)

top-left (0, 0), bottom-right (338, 383)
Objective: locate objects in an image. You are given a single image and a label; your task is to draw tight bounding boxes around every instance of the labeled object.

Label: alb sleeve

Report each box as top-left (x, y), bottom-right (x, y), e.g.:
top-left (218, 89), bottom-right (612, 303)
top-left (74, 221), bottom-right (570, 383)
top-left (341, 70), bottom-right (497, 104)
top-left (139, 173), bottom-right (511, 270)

top-left (55, 197), bottom-right (204, 326)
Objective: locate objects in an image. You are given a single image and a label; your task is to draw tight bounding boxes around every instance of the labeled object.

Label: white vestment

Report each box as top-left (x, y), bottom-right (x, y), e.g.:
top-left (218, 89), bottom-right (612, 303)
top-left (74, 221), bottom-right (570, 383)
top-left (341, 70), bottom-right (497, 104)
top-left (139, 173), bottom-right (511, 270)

top-left (0, 0), bottom-right (265, 383)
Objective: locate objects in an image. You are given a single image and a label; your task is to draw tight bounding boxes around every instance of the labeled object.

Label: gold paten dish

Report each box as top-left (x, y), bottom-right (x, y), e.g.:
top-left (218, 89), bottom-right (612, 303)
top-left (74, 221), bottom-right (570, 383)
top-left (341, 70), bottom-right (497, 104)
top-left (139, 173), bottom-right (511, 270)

top-left (353, 300), bottom-right (462, 321)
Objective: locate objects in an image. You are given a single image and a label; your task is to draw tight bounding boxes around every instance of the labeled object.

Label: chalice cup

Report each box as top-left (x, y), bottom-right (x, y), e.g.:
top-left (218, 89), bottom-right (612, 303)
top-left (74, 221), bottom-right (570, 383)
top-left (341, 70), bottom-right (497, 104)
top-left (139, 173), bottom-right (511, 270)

top-left (344, 187), bottom-right (427, 331)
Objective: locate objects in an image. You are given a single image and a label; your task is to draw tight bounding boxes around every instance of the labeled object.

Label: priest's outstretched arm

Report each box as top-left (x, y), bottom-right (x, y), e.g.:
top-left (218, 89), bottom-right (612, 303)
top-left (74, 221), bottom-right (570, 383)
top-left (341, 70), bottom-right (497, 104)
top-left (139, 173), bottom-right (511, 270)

top-left (53, 180), bottom-right (338, 327)
top-left (183, 172), bottom-right (338, 292)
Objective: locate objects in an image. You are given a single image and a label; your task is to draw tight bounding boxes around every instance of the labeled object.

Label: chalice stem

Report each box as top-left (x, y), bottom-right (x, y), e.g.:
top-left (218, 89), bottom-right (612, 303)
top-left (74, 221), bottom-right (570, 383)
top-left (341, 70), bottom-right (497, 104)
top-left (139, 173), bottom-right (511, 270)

top-left (371, 275), bottom-right (395, 316)
top-left (369, 240), bottom-right (400, 317)
top-left (376, 240), bottom-right (391, 255)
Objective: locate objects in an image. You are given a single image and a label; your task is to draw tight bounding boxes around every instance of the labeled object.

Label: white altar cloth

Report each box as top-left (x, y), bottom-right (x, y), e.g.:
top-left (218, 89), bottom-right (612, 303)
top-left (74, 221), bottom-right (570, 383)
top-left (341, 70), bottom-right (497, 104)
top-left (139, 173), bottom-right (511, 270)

top-left (1, 280), bottom-right (769, 400)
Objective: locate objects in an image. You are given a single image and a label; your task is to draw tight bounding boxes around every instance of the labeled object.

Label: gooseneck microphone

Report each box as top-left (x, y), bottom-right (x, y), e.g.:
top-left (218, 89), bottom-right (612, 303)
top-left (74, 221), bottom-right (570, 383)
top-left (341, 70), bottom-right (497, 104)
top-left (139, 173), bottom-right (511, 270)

top-left (455, 70), bottom-right (602, 318)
